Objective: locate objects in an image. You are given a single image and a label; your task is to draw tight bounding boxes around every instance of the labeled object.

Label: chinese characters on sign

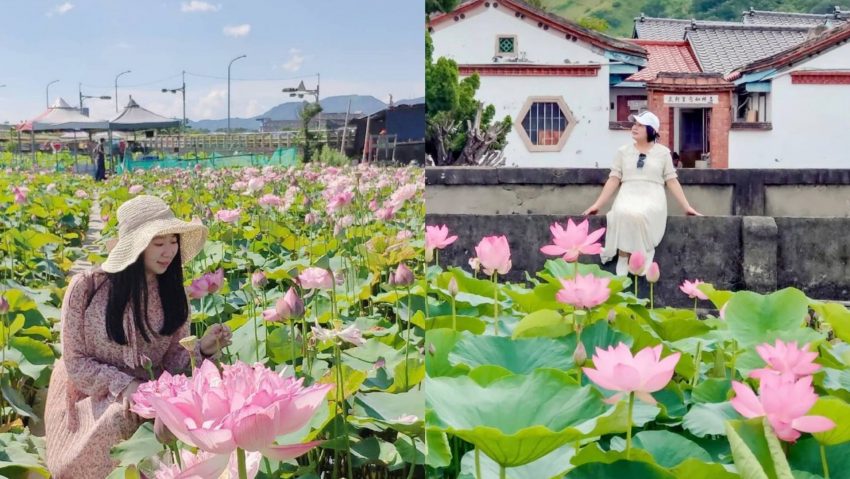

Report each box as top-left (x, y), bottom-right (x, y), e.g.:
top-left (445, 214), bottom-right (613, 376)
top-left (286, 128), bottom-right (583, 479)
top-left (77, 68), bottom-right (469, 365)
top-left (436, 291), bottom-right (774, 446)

top-left (663, 95), bottom-right (719, 106)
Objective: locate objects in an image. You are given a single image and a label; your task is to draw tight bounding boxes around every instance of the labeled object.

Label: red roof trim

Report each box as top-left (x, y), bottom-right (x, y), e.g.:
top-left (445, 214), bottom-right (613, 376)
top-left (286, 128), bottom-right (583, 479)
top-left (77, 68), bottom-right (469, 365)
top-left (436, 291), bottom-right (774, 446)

top-left (428, 0), bottom-right (646, 57)
top-left (458, 64), bottom-right (601, 76)
top-left (790, 70), bottom-right (850, 84)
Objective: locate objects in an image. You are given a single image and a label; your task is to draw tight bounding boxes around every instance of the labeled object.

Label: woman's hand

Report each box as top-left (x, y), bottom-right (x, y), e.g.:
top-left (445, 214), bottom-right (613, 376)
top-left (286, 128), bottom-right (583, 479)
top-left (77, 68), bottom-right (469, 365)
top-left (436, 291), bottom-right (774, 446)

top-left (582, 204), bottom-right (600, 216)
top-left (685, 206), bottom-right (703, 216)
top-left (154, 416), bottom-right (177, 444)
top-left (200, 323), bottom-right (233, 357)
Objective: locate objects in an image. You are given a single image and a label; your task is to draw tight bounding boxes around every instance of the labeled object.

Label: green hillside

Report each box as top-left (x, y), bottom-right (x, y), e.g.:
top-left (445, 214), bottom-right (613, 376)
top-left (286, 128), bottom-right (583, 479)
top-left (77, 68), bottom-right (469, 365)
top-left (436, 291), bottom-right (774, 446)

top-left (541, 0), bottom-right (842, 37)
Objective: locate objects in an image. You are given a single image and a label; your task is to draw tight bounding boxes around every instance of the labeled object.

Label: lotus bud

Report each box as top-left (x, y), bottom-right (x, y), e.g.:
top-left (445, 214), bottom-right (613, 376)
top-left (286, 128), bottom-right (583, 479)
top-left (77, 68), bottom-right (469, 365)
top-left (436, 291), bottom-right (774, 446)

top-left (573, 342), bottom-right (588, 366)
top-left (447, 277), bottom-right (459, 298)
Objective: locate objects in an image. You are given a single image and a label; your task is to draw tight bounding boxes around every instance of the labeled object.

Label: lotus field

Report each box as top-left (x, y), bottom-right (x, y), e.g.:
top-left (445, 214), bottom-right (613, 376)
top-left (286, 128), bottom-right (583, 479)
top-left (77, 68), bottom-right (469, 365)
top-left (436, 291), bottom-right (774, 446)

top-left (424, 220), bottom-right (850, 479)
top-left (0, 163), bottom-right (425, 478)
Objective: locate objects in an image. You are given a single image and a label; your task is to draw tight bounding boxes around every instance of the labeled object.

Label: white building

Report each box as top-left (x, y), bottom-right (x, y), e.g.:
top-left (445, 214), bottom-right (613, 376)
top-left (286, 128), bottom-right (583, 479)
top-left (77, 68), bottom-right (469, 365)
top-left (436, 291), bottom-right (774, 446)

top-left (726, 23), bottom-right (850, 168)
top-left (429, 0), bottom-right (646, 167)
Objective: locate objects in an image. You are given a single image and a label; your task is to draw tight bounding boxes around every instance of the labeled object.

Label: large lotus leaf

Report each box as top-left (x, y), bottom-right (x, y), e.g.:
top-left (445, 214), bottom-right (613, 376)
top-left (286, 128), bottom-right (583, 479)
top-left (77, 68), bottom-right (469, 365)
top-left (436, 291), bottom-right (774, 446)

top-left (788, 438), bottom-right (850, 479)
top-left (449, 335), bottom-right (573, 374)
top-left (110, 423), bottom-right (160, 467)
top-left (512, 309), bottom-right (572, 339)
top-left (683, 402), bottom-right (739, 438)
top-left (574, 441), bottom-right (737, 479)
top-left (425, 370), bottom-right (607, 467)
top-left (648, 308), bottom-right (711, 342)
top-left (426, 429), bottom-right (452, 468)
top-left (725, 418), bottom-right (796, 479)
top-left (723, 289), bottom-right (811, 347)
top-left (692, 378), bottom-right (732, 404)
top-left (811, 301), bottom-right (850, 344)
top-left (351, 389), bottom-right (424, 437)
top-left (459, 444), bottom-right (575, 479)
top-left (426, 329), bottom-right (467, 378)
top-left (809, 397), bottom-right (850, 446)
top-left (566, 460), bottom-right (675, 479)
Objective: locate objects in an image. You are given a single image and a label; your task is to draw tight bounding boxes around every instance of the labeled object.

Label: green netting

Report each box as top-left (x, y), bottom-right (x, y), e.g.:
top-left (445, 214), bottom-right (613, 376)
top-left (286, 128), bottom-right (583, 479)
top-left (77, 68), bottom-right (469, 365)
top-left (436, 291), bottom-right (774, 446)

top-left (115, 147), bottom-right (298, 173)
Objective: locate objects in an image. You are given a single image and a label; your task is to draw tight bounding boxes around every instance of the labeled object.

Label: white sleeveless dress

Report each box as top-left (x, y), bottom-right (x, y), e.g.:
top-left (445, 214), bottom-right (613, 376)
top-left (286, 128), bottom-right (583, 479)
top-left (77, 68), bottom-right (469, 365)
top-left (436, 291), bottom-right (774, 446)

top-left (600, 142), bottom-right (678, 264)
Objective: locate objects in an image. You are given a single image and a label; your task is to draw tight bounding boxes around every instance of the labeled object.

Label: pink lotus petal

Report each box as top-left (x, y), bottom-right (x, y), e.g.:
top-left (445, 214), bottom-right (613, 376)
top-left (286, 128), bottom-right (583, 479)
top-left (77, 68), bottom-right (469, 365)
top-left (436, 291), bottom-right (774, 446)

top-left (260, 440), bottom-right (325, 461)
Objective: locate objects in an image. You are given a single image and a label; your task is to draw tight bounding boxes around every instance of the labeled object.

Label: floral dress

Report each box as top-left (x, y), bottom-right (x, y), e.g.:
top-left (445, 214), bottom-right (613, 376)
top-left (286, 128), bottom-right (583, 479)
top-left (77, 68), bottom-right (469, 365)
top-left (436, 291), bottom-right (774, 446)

top-left (600, 142), bottom-right (678, 264)
top-left (44, 268), bottom-right (198, 479)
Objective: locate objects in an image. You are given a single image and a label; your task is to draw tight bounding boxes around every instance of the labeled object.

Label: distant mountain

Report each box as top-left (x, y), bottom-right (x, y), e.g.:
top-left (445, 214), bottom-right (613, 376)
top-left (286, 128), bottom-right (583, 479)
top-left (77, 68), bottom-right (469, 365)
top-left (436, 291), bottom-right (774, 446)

top-left (187, 94), bottom-right (388, 131)
top-left (257, 95), bottom-right (387, 120)
top-left (396, 97), bottom-right (425, 106)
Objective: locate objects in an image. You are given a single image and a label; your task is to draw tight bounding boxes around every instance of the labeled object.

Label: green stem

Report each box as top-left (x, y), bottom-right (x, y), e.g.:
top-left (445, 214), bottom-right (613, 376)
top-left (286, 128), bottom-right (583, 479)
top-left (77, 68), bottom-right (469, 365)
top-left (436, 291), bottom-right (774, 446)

top-left (169, 443), bottom-right (182, 469)
top-left (500, 464), bottom-right (507, 479)
top-left (475, 448), bottom-right (482, 479)
top-left (290, 319), bottom-right (298, 373)
top-left (492, 274), bottom-right (499, 336)
top-left (405, 285), bottom-right (412, 390)
top-left (423, 262), bottom-right (430, 320)
top-left (692, 341), bottom-right (703, 388)
top-left (694, 297), bottom-right (698, 317)
top-left (626, 391), bottom-right (635, 460)
top-left (650, 283), bottom-right (654, 310)
top-left (451, 296), bottom-right (457, 331)
top-left (821, 443), bottom-right (830, 479)
top-left (634, 274), bottom-right (638, 297)
top-left (252, 291), bottom-right (259, 363)
top-left (237, 448), bottom-right (247, 479)
top-left (407, 436), bottom-right (417, 479)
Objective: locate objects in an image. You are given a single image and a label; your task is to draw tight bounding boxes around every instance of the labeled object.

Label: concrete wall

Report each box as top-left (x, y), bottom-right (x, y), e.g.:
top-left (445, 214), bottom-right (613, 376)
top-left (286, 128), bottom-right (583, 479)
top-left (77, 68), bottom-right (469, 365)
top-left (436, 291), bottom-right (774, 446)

top-left (426, 213), bottom-right (850, 306)
top-left (728, 42), bottom-right (850, 169)
top-left (426, 167), bottom-right (850, 217)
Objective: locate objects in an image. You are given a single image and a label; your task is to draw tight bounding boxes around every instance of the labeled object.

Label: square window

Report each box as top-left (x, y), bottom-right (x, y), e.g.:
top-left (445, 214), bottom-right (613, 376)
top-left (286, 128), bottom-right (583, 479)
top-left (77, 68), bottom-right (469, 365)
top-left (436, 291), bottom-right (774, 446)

top-left (498, 36), bottom-right (515, 54)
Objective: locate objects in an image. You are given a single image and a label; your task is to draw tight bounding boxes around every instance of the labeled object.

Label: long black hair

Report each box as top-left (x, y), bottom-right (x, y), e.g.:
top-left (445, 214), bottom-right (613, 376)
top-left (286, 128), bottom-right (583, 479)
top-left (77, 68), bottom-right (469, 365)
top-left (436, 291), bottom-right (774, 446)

top-left (104, 235), bottom-right (189, 345)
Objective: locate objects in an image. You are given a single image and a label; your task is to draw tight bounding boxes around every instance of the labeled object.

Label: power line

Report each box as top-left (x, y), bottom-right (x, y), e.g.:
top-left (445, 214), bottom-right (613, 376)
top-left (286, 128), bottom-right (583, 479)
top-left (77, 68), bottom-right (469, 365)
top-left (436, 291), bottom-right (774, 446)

top-left (81, 72), bottom-right (184, 89)
top-left (185, 71), bottom-right (319, 82)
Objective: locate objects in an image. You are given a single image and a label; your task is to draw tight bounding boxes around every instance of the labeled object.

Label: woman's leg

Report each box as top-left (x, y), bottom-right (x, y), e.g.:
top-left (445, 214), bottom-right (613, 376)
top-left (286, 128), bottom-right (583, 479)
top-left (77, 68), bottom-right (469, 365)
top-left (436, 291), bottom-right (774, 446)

top-left (616, 250), bottom-right (629, 276)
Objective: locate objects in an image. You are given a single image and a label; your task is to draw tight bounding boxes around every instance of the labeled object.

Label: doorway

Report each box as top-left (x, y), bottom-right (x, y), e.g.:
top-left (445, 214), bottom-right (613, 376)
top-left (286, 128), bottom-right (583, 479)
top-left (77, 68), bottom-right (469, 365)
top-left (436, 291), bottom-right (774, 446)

top-left (676, 108), bottom-right (711, 167)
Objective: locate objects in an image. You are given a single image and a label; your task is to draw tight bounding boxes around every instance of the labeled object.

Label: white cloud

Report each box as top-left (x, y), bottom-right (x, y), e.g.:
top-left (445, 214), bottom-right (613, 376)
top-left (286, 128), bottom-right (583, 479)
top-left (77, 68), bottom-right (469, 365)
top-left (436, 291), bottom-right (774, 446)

top-left (47, 2), bottom-right (74, 16)
top-left (282, 48), bottom-right (304, 72)
top-left (181, 1), bottom-right (221, 13)
top-left (223, 24), bottom-right (251, 38)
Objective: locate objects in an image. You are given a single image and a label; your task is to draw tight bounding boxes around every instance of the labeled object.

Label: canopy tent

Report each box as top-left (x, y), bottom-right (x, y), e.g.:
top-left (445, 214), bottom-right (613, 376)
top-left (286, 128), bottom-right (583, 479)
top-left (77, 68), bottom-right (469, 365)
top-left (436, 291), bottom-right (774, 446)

top-left (16, 98), bottom-right (109, 170)
top-left (109, 97), bottom-right (180, 130)
top-left (19, 98), bottom-right (108, 132)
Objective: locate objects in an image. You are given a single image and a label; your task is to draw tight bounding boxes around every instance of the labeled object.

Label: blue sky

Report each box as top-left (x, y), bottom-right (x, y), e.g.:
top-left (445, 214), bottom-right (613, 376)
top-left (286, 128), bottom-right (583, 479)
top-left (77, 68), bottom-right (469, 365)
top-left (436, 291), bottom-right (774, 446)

top-left (0, 0), bottom-right (424, 124)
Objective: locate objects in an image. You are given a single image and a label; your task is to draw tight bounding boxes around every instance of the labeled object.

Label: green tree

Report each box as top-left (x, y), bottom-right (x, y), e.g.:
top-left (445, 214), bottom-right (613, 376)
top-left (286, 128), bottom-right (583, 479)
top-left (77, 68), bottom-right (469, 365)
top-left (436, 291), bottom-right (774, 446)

top-left (300, 102), bottom-right (323, 163)
top-left (578, 16), bottom-right (610, 31)
top-left (425, 31), bottom-right (511, 165)
top-left (426, 0), bottom-right (460, 14)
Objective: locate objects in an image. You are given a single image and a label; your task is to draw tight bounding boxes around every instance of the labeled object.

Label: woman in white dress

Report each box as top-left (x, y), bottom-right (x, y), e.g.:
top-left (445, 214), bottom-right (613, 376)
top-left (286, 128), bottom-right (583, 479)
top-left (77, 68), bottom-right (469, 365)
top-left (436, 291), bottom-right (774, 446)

top-left (582, 111), bottom-right (702, 276)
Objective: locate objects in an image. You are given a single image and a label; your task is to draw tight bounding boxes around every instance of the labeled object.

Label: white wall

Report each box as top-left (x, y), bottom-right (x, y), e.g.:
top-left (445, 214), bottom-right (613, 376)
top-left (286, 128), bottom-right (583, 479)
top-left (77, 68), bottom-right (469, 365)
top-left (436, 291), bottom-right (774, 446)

top-left (729, 42), bottom-right (850, 168)
top-left (432, 4), bottom-right (609, 65)
top-left (432, 2), bottom-right (633, 167)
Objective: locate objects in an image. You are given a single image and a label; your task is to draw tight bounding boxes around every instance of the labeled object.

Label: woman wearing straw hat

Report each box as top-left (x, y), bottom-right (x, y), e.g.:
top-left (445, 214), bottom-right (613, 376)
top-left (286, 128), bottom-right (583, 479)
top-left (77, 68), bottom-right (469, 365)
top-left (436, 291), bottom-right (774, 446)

top-left (583, 110), bottom-right (702, 276)
top-left (44, 195), bottom-right (232, 478)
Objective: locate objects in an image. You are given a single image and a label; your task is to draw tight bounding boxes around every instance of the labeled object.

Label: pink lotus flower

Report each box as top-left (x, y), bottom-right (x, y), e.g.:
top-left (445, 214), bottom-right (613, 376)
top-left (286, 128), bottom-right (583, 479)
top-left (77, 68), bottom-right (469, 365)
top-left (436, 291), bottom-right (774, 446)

top-left (540, 219), bottom-right (605, 262)
top-left (74, 189), bottom-right (88, 199)
top-left (390, 184), bottom-right (417, 204)
top-left (129, 185), bottom-right (143, 195)
top-left (327, 191), bottom-right (354, 213)
top-left (299, 267), bottom-right (333, 290)
top-left (154, 449), bottom-right (262, 479)
top-left (258, 194), bottom-right (283, 208)
top-left (375, 206), bottom-right (395, 221)
top-left (12, 186), bottom-right (28, 204)
top-left (680, 279), bottom-right (708, 300)
top-left (45, 183), bottom-right (57, 194)
top-left (262, 308), bottom-right (281, 322)
top-left (146, 360), bottom-right (332, 469)
top-left (304, 212), bottom-right (319, 225)
top-left (731, 374), bottom-right (835, 442)
top-left (251, 271), bottom-right (267, 289)
top-left (0, 295), bottom-right (8, 315)
top-left (389, 263), bottom-right (414, 287)
top-left (425, 225), bottom-right (458, 261)
top-left (206, 269), bottom-right (224, 294)
top-left (246, 177), bottom-right (265, 194)
top-left (275, 287), bottom-right (304, 319)
top-left (556, 273), bottom-right (611, 309)
top-left (215, 208), bottom-right (241, 224)
top-left (582, 343), bottom-right (681, 404)
top-left (628, 251), bottom-right (645, 276)
top-left (130, 371), bottom-right (190, 419)
top-left (187, 269), bottom-right (224, 299)
top-left (474, 236), bottom-right (512, 276)
top-left (397, 230), bottom-right (413, 241)
top-left (312, 324), bottom-right (365, 347)
top-left (646, 262), bottom-right (660, 283)
top-left (749, 340), bottom-right (820, 381)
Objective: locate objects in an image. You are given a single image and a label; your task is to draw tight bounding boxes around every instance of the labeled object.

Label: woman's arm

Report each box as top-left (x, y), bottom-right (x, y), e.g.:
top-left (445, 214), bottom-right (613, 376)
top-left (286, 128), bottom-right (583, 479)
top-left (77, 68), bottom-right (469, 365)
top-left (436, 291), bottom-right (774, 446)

top-left (62, 273), bottom-right (136, 400)
top-left (665, 178), bottom-right (702, 216)
top-left (583, 176), bottom-right (620, 215)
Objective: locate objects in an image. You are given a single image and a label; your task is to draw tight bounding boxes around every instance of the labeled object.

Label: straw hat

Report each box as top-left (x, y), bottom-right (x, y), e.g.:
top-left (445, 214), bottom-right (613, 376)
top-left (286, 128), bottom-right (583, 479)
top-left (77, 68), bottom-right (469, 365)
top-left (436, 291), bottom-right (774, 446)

top-left (101, 195), bottom-right (208, 273)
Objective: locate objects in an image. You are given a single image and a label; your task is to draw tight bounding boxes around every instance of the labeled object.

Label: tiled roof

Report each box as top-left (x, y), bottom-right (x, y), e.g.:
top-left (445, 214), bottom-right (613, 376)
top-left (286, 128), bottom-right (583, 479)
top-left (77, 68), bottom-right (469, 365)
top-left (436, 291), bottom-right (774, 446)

top-left (741, 8), bottom-right (849, 27)
top-left (732, 20), bottom-right (850, 75)
top-left (632, 15), bottom-right (742, 40)
top-left (685, 24), bottom-right (811, 74)
top-left (626, 40), bottom-right (701, 81)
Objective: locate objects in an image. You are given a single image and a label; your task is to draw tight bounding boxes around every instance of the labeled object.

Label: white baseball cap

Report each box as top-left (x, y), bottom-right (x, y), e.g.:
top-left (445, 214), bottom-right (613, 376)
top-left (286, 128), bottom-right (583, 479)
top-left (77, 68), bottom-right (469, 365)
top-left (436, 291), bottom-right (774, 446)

top-left (629, 111), bottom-right (660, 131)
